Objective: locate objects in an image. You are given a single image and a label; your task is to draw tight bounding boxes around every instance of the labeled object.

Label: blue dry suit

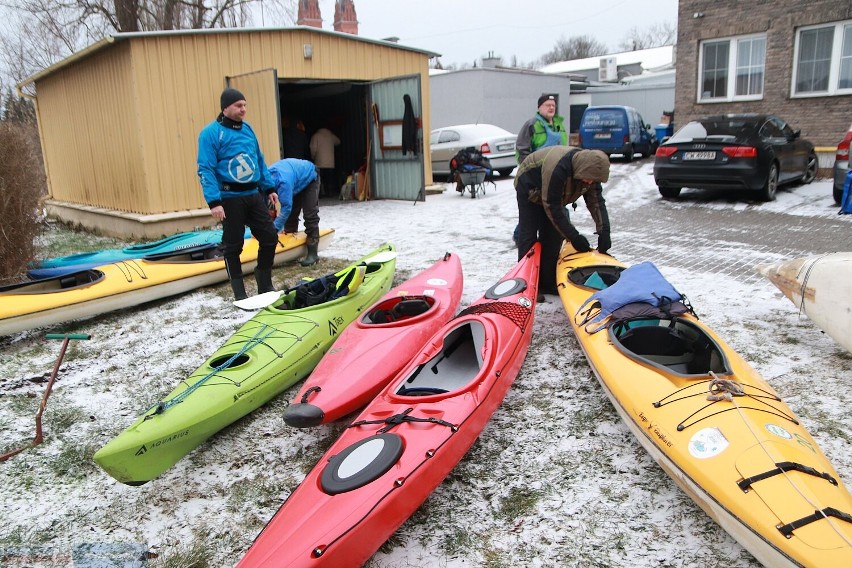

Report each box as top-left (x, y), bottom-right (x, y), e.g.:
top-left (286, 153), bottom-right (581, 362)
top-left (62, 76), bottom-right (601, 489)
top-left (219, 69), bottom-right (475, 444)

top-left (268, 158), bottom-right (319, 232)
top-left (197, 118), bottom-right (275, 207)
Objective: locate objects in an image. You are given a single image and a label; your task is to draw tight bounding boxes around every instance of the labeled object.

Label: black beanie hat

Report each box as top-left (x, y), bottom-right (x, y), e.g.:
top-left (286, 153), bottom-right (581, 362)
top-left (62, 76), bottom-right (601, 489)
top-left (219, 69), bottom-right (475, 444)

top-left (220, 88), bottom-right (246, 110)
top-left (537, 94), bottom-right (556, 108)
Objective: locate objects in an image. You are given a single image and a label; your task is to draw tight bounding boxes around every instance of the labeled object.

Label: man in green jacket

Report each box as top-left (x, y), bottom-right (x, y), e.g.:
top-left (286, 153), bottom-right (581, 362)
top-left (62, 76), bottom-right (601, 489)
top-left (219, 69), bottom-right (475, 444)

top-left (514, 94), bottom-right (568, 244)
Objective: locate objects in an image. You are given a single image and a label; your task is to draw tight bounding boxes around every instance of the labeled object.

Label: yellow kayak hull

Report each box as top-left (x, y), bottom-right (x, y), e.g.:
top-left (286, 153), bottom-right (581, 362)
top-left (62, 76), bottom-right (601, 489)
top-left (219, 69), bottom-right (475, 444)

top-left (0, 229), bottom-right (334, 335)
top-left (556, 246), bottom-right (852, 568)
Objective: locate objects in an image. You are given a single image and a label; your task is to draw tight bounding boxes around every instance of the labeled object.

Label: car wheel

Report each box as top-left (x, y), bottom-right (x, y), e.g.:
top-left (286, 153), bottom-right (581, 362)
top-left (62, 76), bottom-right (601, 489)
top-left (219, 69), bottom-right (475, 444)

top-left (497, 168), bottom-right (514, 177)
top-left (835, 185), bottom-right (843, 205)
top-left (759, 163), bottom-right (779, 201)
top-left (658, 186), bottom-right (681, 198)
top-left (801, 152), bottom-right (818, 184)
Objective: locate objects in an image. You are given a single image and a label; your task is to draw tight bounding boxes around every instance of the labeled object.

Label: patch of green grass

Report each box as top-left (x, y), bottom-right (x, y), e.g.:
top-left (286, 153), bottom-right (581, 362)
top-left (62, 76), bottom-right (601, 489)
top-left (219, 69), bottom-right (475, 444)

top-left (45, 441), bottom-right (100, 479)
top-left (149, 540), bottom-right (209, 568)
top-left (497, 486), bottom-right (542, 521)
top-left (441, 527), bottom-right (474, 557)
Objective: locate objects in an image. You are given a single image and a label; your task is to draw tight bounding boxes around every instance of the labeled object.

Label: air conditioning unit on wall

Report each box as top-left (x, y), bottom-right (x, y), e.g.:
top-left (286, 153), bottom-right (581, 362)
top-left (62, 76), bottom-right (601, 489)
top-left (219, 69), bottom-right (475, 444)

top-left (598, 57), bottom-right (618, 82)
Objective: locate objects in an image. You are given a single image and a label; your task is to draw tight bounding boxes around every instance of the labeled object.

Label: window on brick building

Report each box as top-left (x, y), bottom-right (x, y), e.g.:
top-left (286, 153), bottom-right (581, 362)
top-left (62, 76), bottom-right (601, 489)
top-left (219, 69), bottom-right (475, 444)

top-left (793, 20), bottom-right (852, 96)
top-left (698, 35), bottom-right (765, 102)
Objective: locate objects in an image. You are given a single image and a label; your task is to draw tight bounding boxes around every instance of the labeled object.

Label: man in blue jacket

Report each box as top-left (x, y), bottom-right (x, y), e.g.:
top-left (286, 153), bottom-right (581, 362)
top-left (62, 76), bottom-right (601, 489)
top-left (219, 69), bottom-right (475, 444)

top-left (269, 158), bottom-right (322, 266)
top-left (197, 87), bottom-right (280, 301)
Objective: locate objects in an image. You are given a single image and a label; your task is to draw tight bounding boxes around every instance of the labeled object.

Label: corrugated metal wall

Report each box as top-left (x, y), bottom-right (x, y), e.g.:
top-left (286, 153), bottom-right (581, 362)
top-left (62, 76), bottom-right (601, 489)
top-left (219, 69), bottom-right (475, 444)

top-left (33, 30), bottom-right (432, 216)
top-left (369, 75), bottom-right (425, 201)
top-left (37, 43), bottom-right (142, 213)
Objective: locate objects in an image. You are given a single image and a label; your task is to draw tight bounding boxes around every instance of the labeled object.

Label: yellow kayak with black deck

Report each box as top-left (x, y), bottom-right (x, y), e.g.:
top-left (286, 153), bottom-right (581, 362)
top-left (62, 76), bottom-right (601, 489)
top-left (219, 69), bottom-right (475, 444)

top-left (0, 229), bottom-right (334, 336)
top-left (555, 245), bottom-right (852, 568)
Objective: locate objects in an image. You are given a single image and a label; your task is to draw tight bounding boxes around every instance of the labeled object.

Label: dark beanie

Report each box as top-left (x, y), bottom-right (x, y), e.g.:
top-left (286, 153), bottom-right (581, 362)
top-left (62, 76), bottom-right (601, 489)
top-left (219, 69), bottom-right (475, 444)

top-left (220, 88), bottom-right (246, 110)
top-left (537, 94), bottom-right (556, 107)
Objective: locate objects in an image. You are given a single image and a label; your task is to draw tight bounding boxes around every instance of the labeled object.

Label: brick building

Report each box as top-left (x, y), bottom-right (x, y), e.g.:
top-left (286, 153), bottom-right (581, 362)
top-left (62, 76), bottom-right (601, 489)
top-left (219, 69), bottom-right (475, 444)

top-left (675, 0), bottom-right (851, 148)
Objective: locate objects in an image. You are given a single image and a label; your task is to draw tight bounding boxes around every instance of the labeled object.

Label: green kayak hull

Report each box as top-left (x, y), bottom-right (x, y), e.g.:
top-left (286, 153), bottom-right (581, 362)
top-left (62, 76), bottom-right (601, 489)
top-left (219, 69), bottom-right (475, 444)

top-left (93, 244), bottom-right (396, 484)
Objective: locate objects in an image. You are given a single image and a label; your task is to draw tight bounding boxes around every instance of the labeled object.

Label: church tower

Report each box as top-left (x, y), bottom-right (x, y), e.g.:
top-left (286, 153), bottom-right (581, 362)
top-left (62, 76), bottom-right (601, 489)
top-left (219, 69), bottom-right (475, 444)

top-left (296, 0), bottom-right (322, 29)
top-left (333, 0), bottom-right (358, 35)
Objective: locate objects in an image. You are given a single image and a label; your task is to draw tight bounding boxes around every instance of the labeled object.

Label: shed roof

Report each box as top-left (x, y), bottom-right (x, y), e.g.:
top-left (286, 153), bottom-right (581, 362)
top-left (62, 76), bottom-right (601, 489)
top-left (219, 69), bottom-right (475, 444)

top-left (18, 26), bottom-right (440, 90)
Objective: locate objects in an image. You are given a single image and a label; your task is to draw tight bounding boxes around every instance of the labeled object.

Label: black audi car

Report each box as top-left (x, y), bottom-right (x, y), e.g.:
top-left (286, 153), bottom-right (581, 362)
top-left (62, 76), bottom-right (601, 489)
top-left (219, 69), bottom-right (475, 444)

top-left (653, 114), bottom-right (818, 201)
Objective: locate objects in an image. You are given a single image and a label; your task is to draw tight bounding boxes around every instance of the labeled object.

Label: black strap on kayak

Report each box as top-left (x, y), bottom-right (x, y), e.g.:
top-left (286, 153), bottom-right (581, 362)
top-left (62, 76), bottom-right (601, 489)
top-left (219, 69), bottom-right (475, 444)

top-left (349, 407), bottom-right (458, 433)
top-left (738, 461), bottom-right (838, 493)
top-left (777, 507), bottom-right (852, 538)
top-left (300, 386), bottom-right (321, 404)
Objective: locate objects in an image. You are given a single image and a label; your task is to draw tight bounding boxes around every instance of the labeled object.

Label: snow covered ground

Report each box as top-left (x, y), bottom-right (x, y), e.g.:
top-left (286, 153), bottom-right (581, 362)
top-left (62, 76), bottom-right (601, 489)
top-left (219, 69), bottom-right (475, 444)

top-left (1, 161), bottom-right (850, 567)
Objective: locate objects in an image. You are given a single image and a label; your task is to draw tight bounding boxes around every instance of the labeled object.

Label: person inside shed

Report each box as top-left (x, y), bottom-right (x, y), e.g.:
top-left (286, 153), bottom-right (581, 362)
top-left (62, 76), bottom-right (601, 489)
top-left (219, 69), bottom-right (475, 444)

top-left (197, 87), bottom-right (280, 301)
top-left (269, 158), bottom-right (322, 266)
top-left (309, 124), bottom-right (341, 197)
top-left (514, 146), bottom-right (611, 299)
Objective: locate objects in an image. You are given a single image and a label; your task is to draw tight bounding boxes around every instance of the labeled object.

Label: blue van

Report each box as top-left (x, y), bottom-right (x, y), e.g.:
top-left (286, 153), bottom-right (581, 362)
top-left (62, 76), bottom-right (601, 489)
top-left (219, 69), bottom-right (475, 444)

top-left (578, 105), bottom-right (656, 161)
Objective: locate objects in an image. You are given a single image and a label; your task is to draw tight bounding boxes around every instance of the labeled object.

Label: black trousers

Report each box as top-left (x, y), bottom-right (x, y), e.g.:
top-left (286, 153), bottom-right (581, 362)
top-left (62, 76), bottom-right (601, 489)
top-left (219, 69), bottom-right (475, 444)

top-left (283, 176), bottom-right (321, 240)
top-left (516, 185), bottom-right (563, 294)
top-left (221, 192), bottom-right (279, 279)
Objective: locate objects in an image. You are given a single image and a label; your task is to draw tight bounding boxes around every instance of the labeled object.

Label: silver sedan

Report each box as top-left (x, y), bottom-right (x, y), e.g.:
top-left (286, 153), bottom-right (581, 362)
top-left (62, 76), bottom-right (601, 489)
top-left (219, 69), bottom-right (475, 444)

top-left (430, 124), bottom-right (517, 178)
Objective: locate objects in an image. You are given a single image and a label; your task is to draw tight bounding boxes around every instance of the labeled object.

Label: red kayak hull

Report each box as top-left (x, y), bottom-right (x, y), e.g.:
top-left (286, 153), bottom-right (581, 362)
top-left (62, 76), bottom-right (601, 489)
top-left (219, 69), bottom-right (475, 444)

top-left (284, 253), bottom-right (464, 427)
top-left (238, 244), bottom-right (541, 567)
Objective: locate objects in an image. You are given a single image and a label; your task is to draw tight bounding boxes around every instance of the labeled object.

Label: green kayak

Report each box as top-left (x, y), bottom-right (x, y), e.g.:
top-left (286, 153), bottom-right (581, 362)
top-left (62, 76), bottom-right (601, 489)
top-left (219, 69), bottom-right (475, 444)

top-left (93, 244), bottom-right (397, 485)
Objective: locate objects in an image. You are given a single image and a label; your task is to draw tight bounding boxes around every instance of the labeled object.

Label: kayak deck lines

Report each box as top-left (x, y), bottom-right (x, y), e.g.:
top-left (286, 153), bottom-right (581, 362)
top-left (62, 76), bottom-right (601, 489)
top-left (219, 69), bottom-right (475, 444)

top-left (146, 324), bottom-right (277, 417)
top-left (350, 407), bottom-right (459, 433)
top-left (649, 375), bottom-right (799, 432)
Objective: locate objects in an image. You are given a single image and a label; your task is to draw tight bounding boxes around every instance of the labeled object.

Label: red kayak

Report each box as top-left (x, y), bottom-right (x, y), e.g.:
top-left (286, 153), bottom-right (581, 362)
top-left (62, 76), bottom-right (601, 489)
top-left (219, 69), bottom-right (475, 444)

top-left (238, 244), bottom-right (540, 567)
top-left (284, 252), bottom-right (464, 428)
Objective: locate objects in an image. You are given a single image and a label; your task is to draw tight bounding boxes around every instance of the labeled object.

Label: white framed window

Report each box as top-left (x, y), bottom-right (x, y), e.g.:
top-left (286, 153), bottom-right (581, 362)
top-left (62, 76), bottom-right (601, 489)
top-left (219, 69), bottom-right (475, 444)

top-left (698, 34), bottom-right (766, 102)
top-left (793, 19), bottom-right (852, 96)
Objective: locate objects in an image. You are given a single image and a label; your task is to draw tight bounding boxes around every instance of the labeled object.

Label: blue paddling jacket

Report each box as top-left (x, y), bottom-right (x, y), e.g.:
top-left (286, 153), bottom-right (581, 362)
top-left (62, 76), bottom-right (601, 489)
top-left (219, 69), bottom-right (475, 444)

top-left (197, 115), bottom-right (275, 208)
top-left (268, 158), bottom-right (319, 231)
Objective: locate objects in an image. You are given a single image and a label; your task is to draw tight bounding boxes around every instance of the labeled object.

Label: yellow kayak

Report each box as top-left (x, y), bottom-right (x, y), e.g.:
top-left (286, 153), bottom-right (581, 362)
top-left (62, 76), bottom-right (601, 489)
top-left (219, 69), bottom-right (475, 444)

top-left (556, 245), bottom-right (852, 568)
top-left (0, 229), bottom-right (334, 335)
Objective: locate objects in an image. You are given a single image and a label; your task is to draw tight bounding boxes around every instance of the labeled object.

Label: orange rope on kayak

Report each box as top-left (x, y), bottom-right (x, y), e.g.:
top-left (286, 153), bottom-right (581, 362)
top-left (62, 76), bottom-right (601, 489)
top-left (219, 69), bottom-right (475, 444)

top-left (706, 377), bottom-right (745, 402)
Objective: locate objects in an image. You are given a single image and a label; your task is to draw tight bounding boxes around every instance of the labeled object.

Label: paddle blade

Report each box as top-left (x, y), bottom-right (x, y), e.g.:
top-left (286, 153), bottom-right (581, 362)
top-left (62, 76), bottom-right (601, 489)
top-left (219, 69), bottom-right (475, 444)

top-left (233, 290), bottom-right (284, 311)
top-left (364, 250), bottom-right (397, 264)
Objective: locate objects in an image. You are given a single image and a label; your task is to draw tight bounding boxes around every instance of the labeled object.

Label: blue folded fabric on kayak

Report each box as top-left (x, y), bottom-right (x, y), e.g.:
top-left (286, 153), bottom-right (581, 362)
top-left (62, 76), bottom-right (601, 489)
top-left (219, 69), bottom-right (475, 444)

top-left (577, 261), bottom-right (684, 324)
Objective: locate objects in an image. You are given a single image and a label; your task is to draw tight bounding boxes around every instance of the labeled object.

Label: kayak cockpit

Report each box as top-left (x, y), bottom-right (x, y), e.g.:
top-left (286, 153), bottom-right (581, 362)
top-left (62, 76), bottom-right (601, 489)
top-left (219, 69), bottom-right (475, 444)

top-left (609, 317), bottom-right (732, 377)
top-left (566, 265), bottom-right (624, 290)
top-left (0, 269), bottom-right (105, 294)
top-left (363, 296), bottom-right (434, 325)
top-left (395, 321), bottom-right (486, 396)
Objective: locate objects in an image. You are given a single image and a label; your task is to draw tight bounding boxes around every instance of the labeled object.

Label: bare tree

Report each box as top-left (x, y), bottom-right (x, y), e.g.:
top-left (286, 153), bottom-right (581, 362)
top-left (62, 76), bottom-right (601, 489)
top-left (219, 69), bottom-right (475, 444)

top-left (539, 34), bottom-right (609, 65)
top-left (617, 21), bottom-right (677, 52)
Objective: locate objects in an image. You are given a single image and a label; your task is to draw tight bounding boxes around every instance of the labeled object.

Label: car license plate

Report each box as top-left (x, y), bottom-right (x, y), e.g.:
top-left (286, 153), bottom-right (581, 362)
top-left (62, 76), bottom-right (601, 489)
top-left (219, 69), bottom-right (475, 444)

top-left (594, 133), bottom-right (611, 139)
top-left (497, 143), bottom-right (514, 151)
top-left (684, 151), bottom-right (716, 160)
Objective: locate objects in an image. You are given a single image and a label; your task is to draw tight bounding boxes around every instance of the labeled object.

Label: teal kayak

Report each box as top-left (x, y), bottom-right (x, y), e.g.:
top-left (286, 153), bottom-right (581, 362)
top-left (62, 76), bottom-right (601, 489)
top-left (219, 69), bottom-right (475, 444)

top-left (93, 243), bottom-right (397, 485)
top-left (30, 228), bottom-right (251, 271)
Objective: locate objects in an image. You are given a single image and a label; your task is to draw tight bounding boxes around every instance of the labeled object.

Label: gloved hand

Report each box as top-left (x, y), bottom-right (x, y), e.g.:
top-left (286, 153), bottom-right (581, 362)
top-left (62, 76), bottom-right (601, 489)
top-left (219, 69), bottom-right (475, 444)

top-left (569, 233), bottom-right (592, 252)
top-left (597, 231), bottom-right (611, 254)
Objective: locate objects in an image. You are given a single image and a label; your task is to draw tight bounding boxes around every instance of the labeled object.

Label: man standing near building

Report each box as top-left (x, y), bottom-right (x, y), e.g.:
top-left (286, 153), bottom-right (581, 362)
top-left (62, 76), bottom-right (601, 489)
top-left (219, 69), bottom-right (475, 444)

top-left (513, 94), bottom-right (568, 243)
top-left (197, 87), bottom-right (280, 301)
top-left (310, 125), bottom-right (341, 197)
top-left (269, 158), bottom-right (322, 266)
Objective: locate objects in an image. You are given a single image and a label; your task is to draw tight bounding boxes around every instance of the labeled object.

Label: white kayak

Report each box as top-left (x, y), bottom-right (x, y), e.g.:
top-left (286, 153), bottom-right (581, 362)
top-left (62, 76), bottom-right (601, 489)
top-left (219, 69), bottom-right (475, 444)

top-left (756, 252), bottom-right (852, 353)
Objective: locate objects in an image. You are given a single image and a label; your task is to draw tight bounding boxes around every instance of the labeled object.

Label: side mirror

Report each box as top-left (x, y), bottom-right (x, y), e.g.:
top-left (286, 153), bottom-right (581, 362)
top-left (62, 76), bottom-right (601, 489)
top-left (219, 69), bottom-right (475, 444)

top-left (792, 129), bottom-right (801, 140)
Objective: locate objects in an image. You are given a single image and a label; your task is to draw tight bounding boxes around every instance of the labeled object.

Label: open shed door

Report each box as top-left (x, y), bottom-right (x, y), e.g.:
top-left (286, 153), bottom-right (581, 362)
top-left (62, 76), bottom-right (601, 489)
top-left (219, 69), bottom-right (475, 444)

top-left (368, 75), bottom-right (425, 201)
top-left (228, 69), bottom-right (283, 164)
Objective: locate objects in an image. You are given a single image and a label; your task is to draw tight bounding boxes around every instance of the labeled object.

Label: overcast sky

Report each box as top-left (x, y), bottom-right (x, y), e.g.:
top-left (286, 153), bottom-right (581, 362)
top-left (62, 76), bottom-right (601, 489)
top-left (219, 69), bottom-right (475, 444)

top-left (261, 0), bottom-right (679, 66)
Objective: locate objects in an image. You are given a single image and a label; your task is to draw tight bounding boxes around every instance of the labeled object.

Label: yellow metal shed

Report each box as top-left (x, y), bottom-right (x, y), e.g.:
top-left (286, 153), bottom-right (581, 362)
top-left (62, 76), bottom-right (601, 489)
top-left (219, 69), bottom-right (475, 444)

top-left (18, 27), bottom-right (437, 238)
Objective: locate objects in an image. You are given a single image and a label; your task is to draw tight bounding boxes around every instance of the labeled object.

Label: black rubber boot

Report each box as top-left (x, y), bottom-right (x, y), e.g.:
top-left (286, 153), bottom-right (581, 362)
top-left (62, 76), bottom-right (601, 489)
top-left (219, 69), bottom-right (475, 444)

top-left (255, 268), bottom-right (274, 294)
top-left (230, 278), bottom-right (248, 301)
top-left (300, 238), bottom-right (320, 267)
